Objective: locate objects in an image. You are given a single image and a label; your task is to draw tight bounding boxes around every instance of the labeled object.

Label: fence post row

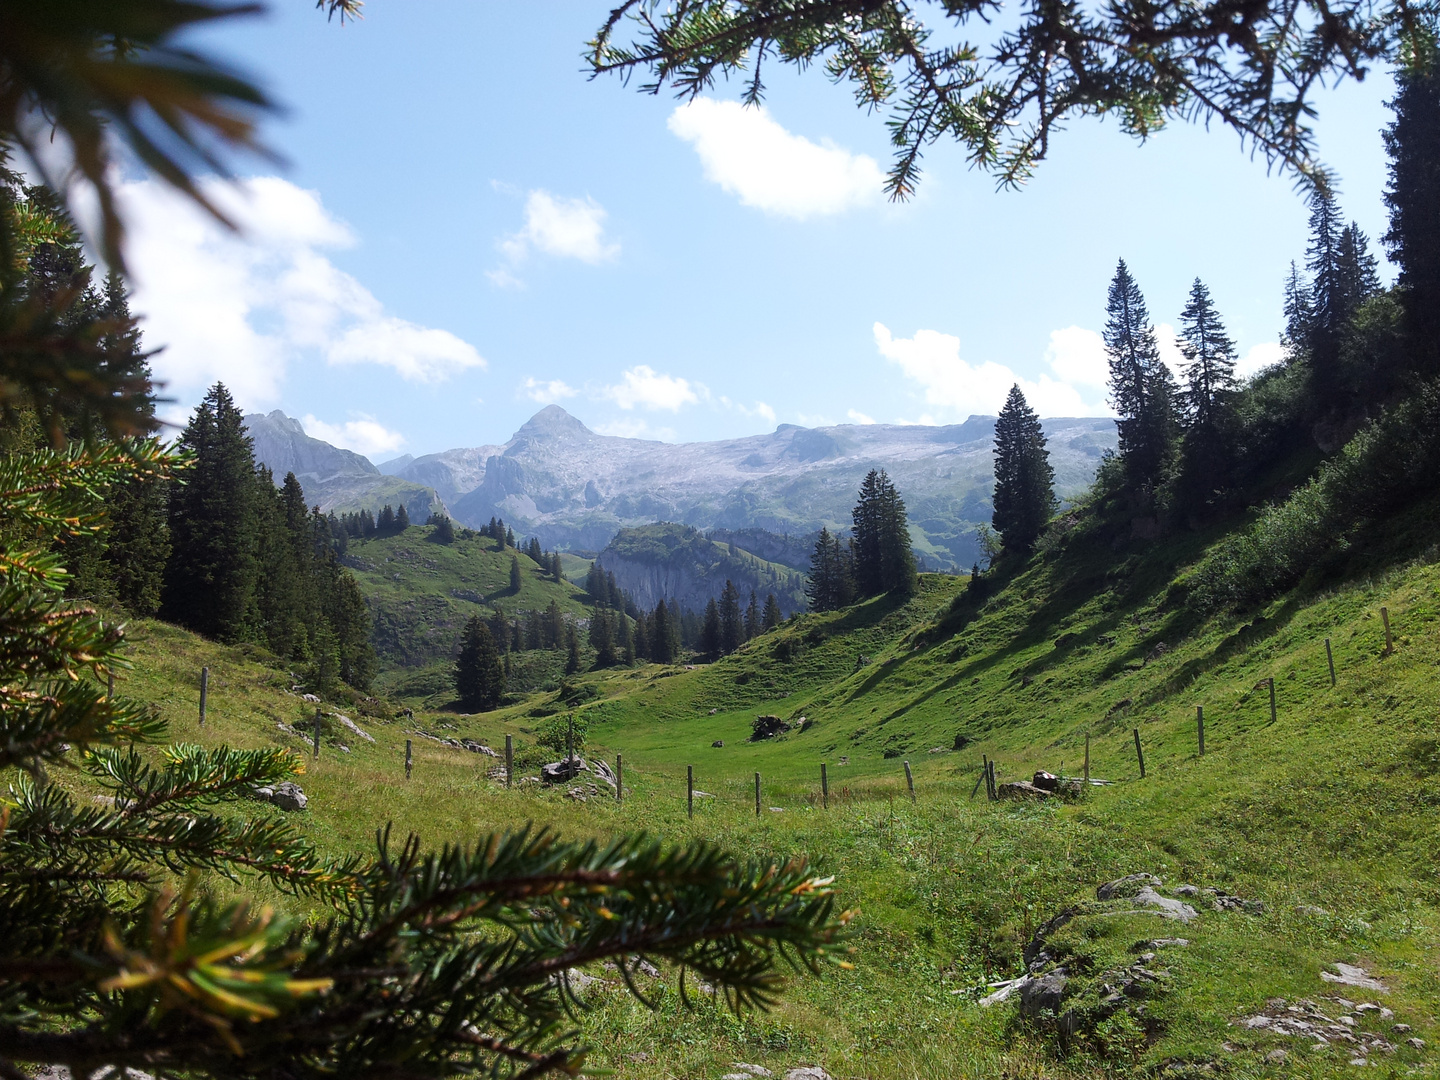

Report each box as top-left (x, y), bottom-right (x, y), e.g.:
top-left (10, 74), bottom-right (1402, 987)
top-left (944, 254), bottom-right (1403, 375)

top-left (199, 666), bottom-right (208, 727)
top-left (405, 738), bottom-right (412, 779)
top-left (505, 734), bottom-right (513, 790)
top-left (903, 759), bottom-right (916, 803)
top-left (1133, 727), bottom-right (1145, 779)
top-left (687, 764), bottom-right (694, 819)
top-left (821, 763), bottom-right (829, 809)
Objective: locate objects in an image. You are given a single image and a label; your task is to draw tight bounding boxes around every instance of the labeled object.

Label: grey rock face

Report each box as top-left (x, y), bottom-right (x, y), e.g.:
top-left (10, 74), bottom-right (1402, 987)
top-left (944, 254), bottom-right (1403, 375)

top-left (542, 758), bottom-right (587, 785)
top-left (1019, 972), bottom-right (1070, 1015)
top-left (1097, 873), bottom-right (1163, 900)
top-left (271, 781), bottom-right (308, 812)
top-left (1131, 887), bottom-right (1199, 923)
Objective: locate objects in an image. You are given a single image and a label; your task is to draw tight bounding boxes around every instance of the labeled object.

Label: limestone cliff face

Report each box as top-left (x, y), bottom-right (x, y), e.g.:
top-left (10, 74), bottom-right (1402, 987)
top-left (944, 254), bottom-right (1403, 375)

top-left (595, 523), bottom-right (808, 615)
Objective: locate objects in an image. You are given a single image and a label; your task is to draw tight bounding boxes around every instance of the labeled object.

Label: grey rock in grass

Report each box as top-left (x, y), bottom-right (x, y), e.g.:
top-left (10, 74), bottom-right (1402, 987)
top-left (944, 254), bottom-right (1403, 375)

top-left (1019, 971), bottom-right (1069, 1015)
top-left (979, 977), bottom-right (1031, 1007)
top-left (722, 1066), bottom-right (773, 1079)
top-left (712, 739), bottom-right (725, 747)
top-left (1097, 873), bottom-right (1162, 900)
top-left (270, 781), bottom-right (308, 812)
top-left (1320, 964), bottom-right (1387, 991)
top-left (1130, 887), bottom-right (1199, 923)
top-left (333, 713), bottom-right (375, 743)
top-left (541, 757), bottom-right (587, 785)
top-left (1407, 1038), bottom-right (1425, 1049)
top-left (783, 1067), bottom-right (834, 1080)
top-left (590, 757), bottom-right (618, 788)
top-left (1173, 884), bottom-right (1200, 897)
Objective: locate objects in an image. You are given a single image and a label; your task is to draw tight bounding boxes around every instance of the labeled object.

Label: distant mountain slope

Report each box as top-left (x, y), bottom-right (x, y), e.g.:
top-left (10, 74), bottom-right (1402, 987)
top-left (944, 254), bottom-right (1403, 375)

top-left (244, 411), bottom-right (445, 520)
top-left (435, 406), bottom-right (1114, 567)
top-left (596, 523), bottom-right (809, 615)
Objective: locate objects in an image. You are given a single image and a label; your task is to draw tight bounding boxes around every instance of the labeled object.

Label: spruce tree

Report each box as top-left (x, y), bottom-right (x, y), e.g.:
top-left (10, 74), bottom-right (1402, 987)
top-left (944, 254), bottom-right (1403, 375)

top-left (1383, 42), bottom-right (1440, 379)
top-left (1176, 280), bottom-right (1241, 508)
top-left (1305, 188), bottom-right (1347, 399)
top-left (489, 604), bottom-right (509, 653)
top-left (455, 615), bottom-right (505, 711)
top-left (378, 505), bottom-right (395, 532)
top-left (991, 384), bottom-right (1055, 552)
top-left (852, 470), bottom-right (916, 597)
top-left (1336, 222), bottom-right (1382, 316)
top-left (744, 590), bottom-right (760, 640)
top-left (544, 600), bottom-right (565, 649)
top-left (619, 610), bottom-right (636, 664)
top-left (395, 502), bottom-right (410, 530)
top-left (633, 609), bottom-right (651, 659)
top-left (701, 598), bottom-right (723, 657)
top-left (163, 383), bottom-right (258, 642)
top-left (565, 622), bottom-right (582, 673)
top-left (430, 514), bottom-right (455, 543)
top-left (1104, 260), bottom-right (1176, 491)
top-left (252, 467), bottom-right (306, 658)
top-left (763, 592), bottom-right (783, 630)
top-left (510, 553), bottom-right (523, 593)
top-left (719, 579), bottom-right (744, 653)
top-left (1282, 261), bottom-right (1314, 362)
top-left (589, 608), bottom-right (617, 667)
top-left (651, 599), bottom-right (679, 663)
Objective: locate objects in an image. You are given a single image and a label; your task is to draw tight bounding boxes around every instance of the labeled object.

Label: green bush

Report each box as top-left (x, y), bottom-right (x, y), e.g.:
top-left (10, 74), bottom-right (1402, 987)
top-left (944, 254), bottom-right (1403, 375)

top-left (1191, 379), bottom-right (1440, 609)
top-left (536, 712), bottom-right (588, 754)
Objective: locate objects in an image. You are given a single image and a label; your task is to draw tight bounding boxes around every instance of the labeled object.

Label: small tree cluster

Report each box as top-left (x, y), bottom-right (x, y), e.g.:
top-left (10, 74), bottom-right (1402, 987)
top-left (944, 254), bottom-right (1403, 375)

top-left (851, 469), bottom-right (916, 599)
top-left (991, 385), bottom-right (1055, 553)
top-left (807, 528), bottom-right (855, 612)
top-left (455, 615), bottom-right (506, 711)
top-left (698, 581), bottom-right (778, 656)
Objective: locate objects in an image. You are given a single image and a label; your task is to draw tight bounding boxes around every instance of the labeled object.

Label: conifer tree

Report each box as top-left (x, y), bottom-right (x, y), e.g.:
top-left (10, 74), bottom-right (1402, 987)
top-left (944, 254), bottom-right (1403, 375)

top-left (744, 590), bottom-right (760, 640)
top-left (991, 385), bottom-right (1055, 552)
top-left (1336, 222), bottom-right (1382, 315)
top-left (525, 609), bottom-right (544, 651)
top-left (163, 383), bottom-right (258, 642)
top-left (1104, 260), bottom-right (1176, 491)
top-left (633, 609), bottom-right (651, 660)
top-left (763, 592), bottom-right (783, 630)
top-left (852, 470), bottom-right (916, 597)
top-left (1282, 261), bottom-right (1314, 362)
top-left (701, 598), bottom-right (723, 657)
top-left (719, 580), bottom-right (744, 653)
top-left (378, 505), bottom-right (395, 532)
top-left (1383, 42), bottom-right (1440, 379)
top-left (806, 527), bottom-right (855, 612)
top-left (651, 599), bottom-right (679, 663)
top-left (619, 610), bottom-right (636, 664)
top-left (395, 503), bottom-right (410, 530)
top-left (1305, 188), bottom-right (1348, 398)
top-left (1176, 280), bottom-right (1241, 507)
top-left (489, 604), bottom-right (509, 653)
top-left (565, 622), bottom-right (582, 674)
top-left (590, 608), bottom-right (618, 667)
top-left (510, 553), bottom-right (523, 593)
top-left (430, 514), bottom-right (455, 543)
top-left (455, 615), bottom-right (505, 711)
top-left (544, 600), bottom-right (565, 649)
top-left (252, 466), bottom-right (306, 658)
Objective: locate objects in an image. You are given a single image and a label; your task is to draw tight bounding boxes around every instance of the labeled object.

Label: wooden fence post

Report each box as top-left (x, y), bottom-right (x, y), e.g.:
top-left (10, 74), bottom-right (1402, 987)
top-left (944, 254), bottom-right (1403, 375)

top-left (987, 758), bottom-right (997, 801)
top-left (1197, 706), bottom-right (1205, 757)
top-left (199, 666), bottom-right (208, 726)
top-left (313, 709), bottom-right (321, 759)
top-left (616, 754), bottom-right (623, 803)
top-left (687, 765), bottom-right (694, 819)
top-left (903, 760), bottom-right (916, 802)
top-left (1133, 728), bottom-right (1145, 779)
top-left (970, 766), bottom-right (986, 800)
top-left (1325, 638), bottom-right (1336, 686)
top-left (755, 772), bottom-right (761, 817)
top-left (405, 739), bottom-right (412, 779)
top-left (1381, 607), bottom-right (1393, 655)
top-left (1084, 732), bottom-right (1090, 787)
top-left (821, 763), bottom-right (829, 809)
top-left (1267, 678), bottom-right (1277, 724)
top-left (505, 734), bottom-right (513, 789)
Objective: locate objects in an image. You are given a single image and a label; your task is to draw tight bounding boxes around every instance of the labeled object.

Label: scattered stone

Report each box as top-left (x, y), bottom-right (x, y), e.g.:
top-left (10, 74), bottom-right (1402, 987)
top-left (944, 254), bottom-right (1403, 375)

top-left (1125, 888), bottom-right (1199, 923)
top-left (590, 757), bottom-right (618, 788)
top-left (1407, 1038), bottom-right (1425, 1049)
top-left (1173, 884), bottom-right (1200, 897)
top-left (1146, 938), bottom-right (1191, 948)
top-left (1266, 1049), bottom-right (1288, 1064)
top-left (1097, 873), bottom-right (1162, 900)
top-left (692, 790), bottom-right (715, 798)
top-left (565, 785), bottom-right (598, 801)
top-left (838, 756), bottom-right (849, 765)
top-left (1032, 770), bottom-right (1060, 791)
top-left (709, 708), bottom-right (718, 715)
top-left (1321, 964), bottom-right (1387, 991)
top-left (1208, 888), bottom-right (1265, 914)
top-left (722, 1066), bottom-right (773, 1079)
top-left (1392, 1024), bottom-right (1411, 1034)
top-left (979, 977), bottom-right (1030, 1007)
top-left (1297, 904), bottom-right (1331, 917)
top-left (333, 713), bottom-right (375, 743)
top-left (928, 746), bottom-right (947, 753)
top-left (1349, 1056), bottom-right (1369, 1067)
top-left (1019, 971), bottom-right (1069, 1015)
top-left (712, 739), bottom-right (725, 748)
top-left (996, 780), bottom-right (1052, 800)
top-left (768, 806), bottom-right (785, 812)
top-left (783, 1068), bottom-right (833, 1080)
top-left (270, 781), bottom-right (307, 812)
top-left (541, 757), bottom-right (587, 785)
top-left (301, 693), bottom-right (320, 704)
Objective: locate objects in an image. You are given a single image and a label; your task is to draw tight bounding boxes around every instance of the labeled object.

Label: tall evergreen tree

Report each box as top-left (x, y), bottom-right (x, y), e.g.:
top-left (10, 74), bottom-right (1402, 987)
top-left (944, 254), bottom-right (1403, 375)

top-left (589, 608), bottom-right (618, 667)
top-left (510, 554), bottom-right (523, 593)
top-left (651, 599), bottom-right (679, 663)
top-left (633, 609), bottom-right (651, 660)
top-left (1383, 43), bottom-right (1440, 379)
top-left (544, 600), bottom-right (565, 649)
top-left (565, 623), bottom-right (582, 674)
top-left (395, 503), bottom-right (410, 530)
top-left (762, 592), bottom-right (783, 631)
top-left (1176, 280), bottom-right (1241, 507)
top-left (163, 383), bottom-right (258, 642)
top-left (1305, 188), bottom-right (1348, 398)
top-left (489, 604), bottom-right (509, 653)
top-left (744, 590), bottom-right (760, 640)
top-left (454, 615), bottom-right (505, 711)
top-left (991, 384), bottom-right (1055, 552)
top-left (1282, 260), bottom-right (1314, 362)
top-left (619, 610), bottom-right (635, 664)
top-left (719, 579), bottom-right (743, 653)
top-left (1104, 260), bottom-right (1176, 490)
top-left (852, 470), bottom-right (916, 597)
top-left (1336, 222), bottom-right (1382, 316)
top-left (700, 598), bottom-right (723, 657)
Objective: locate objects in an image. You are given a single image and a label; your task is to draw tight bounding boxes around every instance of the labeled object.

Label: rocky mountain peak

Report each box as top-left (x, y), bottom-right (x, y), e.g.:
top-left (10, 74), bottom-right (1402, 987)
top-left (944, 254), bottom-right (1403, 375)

top-left (513, 405), bottom-right (594, 441)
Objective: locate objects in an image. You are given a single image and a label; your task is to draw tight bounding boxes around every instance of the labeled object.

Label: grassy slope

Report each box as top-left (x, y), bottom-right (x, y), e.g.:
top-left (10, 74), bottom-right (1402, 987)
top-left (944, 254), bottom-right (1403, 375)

top-left (69, 499), bottom-right (1440, 1079)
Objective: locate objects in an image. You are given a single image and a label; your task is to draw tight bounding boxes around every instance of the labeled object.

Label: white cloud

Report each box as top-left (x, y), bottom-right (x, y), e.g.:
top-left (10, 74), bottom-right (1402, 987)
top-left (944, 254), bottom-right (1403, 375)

top-left (300, 414), bottom-right (406, 457)
top-left (1156, 323), bottom-right (1189, 379)
top-left (668, 98), bottom-right (885, 219)
top-left (847, 409), bottom-right (877, 425)
top-left (601, 365), bottom-right (700, 411)
top-left (499, 190), bottom-right (618, 265)
top-left (1239, 341), bottom-right (1285, 379)
top-left (594, 417), bottom-right (678, 442)
top-left (719, 395), bottom-right (777, 424)
top-left (873, 322), bottom-right (1110, 418)
top-left (521, 377), bottom-right (579, 403)
top-left (120, 175), bottom-right (485, 413)
top-left (1043, 327), bottom-right (1109, 388)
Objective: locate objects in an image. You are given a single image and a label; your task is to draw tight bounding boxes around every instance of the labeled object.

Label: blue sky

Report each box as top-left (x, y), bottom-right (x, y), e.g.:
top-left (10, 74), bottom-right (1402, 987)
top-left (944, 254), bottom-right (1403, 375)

top-left (120, 2), bottom-right (1398, 459)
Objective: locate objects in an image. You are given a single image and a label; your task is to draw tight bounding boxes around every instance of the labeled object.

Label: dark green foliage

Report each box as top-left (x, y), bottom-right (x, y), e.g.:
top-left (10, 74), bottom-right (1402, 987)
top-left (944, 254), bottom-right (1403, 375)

top-left (744, 589), bottom-right (760, 640)
top-left (1305, 187), bottom-right (1348, 399)
top-left (1176, 280), bottom-right (1240, 509)
top-left (589, 607), bottom-right (618, 668)
top-left (454, 615), bottom-right (505, 711)
top-left (163, 383), bottom-right (258, 642)
top-left (1104, 260), bottom-right (1177, 492)
top-left (1384, 43), bottom-right (1440, 380)
top-left (851, 469), bottom-right (916, 598)
top-left (701, 598), bottom-right (723, 657)
top-left (395, 503), bottom-right (409, 530)
top-left (510, 553), bottom-right (523, 594)
top-left (719, 579), bottom-right (744, 653)
top-left (763, 592), bottom-right (782, 631)
top-left (806, 527), bottom-right (854, 612)
top-left (991, 384), bottom-right (1054, 552)
top-left (650, 599), bottom-right (680, 663)
top-left (565, 622), bottom-right (582, 674)
top-left (428, 514), bottom-right (456, 544)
